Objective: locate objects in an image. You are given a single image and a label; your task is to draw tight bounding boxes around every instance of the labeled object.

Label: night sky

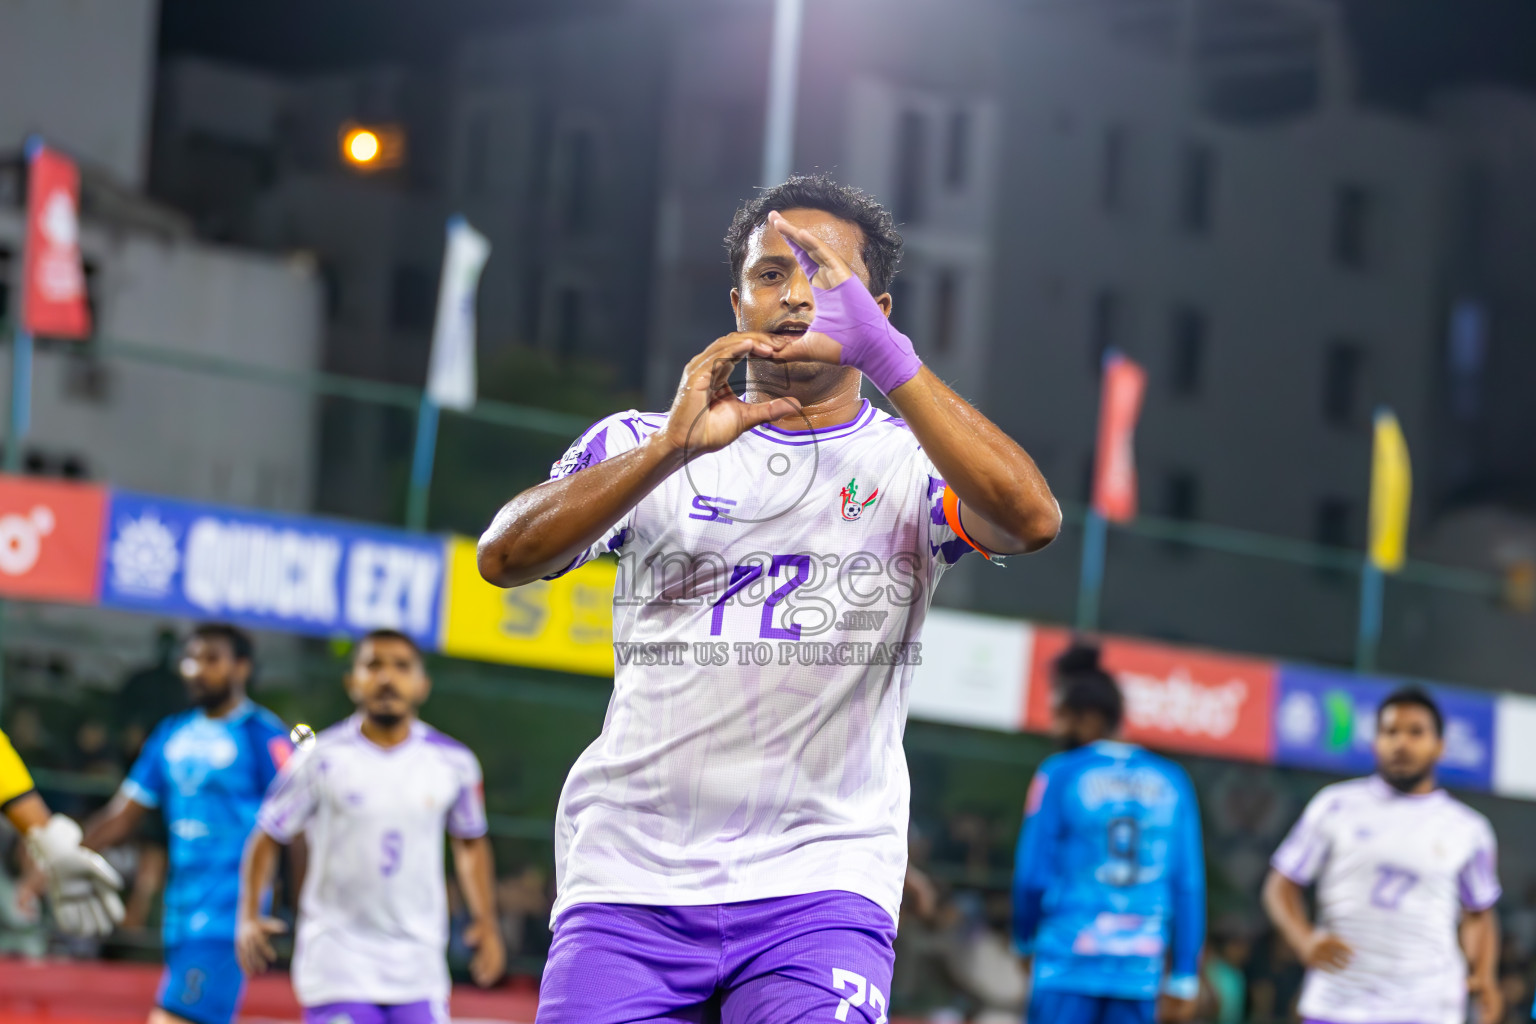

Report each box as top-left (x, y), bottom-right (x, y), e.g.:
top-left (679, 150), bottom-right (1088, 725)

top-left (159, 0), bottom-right (1536, 111)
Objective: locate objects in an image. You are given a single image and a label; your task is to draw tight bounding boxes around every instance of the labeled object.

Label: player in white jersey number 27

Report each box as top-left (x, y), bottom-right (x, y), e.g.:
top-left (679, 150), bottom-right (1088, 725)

top-left (1264, 687), bottom-right (1502, 1024)
top-left (477, 174), bottom-right (1062, 1024)
top-left (236, 629), bottom-right (505, 1024)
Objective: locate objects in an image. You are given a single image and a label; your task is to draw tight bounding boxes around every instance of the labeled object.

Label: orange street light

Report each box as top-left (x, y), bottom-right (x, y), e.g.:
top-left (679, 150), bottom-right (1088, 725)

top-left (346, 128), bottom-right (380, 164)
top-left (339, 122), bottom-right (405, 172)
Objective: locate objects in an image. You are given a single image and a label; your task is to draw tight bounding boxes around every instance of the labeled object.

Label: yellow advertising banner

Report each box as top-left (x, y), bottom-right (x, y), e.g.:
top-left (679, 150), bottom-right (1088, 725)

top-left (440, 536), bottom-right (616, 676)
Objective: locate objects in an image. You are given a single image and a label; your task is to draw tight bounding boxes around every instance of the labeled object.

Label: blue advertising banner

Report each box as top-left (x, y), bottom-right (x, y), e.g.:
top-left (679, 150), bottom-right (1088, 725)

top-left (100, 491), bottom-right (445, 648)
top-left (1273, 664), bottom-right (1495, 791)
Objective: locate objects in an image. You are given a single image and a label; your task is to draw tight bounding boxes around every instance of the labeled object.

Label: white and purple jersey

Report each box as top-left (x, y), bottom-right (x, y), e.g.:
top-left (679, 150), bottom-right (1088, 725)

top-left (545, 401), bottom-right (982, 925)
top-left (1271, 776), bottom-right (1500, 1024)
top-left (257, 716), bottom-right (487, 1007)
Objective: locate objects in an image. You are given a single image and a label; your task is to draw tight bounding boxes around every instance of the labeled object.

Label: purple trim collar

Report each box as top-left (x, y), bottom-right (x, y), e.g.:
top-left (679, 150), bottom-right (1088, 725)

top-left (350, 713), bottom-right (422, 754)
top-left (750, 400), bottom-right (877, 446)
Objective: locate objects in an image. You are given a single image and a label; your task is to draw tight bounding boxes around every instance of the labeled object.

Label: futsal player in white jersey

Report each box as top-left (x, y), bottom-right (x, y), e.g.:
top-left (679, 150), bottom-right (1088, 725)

top-left (1264, 687), bottom-right (1502, 1024)
top-left (478, 174), bottom-right (1061, 1023)
top-left (235, 629), bottom-right (505, 1024)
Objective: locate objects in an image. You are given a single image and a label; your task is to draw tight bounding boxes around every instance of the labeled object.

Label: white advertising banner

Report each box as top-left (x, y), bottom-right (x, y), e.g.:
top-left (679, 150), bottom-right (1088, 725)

top-left (907, 608), bottom-right (1032, 732)
top-left (1494, 694), bottom-right (1536, 800)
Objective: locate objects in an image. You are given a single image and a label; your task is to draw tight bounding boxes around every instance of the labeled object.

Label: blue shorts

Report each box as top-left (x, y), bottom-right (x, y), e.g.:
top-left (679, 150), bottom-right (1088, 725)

top-left (1028, 991), bottom-right (1157, 1024)
top-left (157, 940), bottom-right (246, 1024)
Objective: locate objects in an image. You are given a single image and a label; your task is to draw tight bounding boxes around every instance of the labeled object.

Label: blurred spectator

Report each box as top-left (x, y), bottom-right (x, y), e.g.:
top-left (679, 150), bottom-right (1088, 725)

top-left (118, 840), bottom-right (166, 933)
top-left (1203, 931), bottom-right (1251, 1024)
top-left (941, 813), bottom-right (998, 879)
top-left (0, 826), bottom-right (47, 956)
top-left (70, 719), bottom-right (123, 779)
top-left (496, 864), bottom-right (551, 961)
top-left (1246, 929), bottom-right (1304, 1023)
top-left (115, 628), bottom-right (186, 760)
top-left (446, 877), bottom-right (473, 969)
top-left (1498, 969), bottom-right (1528, 1024)
top-left (1505, 883), bottom-right (1536, 960)
top-left (5, 706), bottom-right (56, 768)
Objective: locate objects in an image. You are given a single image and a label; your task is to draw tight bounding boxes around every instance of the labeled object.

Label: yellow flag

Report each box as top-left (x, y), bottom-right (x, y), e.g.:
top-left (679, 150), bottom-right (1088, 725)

top-left (1368, 409), bottom-right (1411, 572)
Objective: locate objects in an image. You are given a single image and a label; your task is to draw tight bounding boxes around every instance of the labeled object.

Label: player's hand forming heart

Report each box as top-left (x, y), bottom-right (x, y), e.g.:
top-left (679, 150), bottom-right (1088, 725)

top-left (661, 333), bottom-right (803, 459)
top-left (759, 211), bottom-right (923, 395)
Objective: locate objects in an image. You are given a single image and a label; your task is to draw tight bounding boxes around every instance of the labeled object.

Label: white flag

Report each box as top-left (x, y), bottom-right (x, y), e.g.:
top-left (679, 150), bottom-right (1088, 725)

top-left (426, 216), bottom-right (491, 411)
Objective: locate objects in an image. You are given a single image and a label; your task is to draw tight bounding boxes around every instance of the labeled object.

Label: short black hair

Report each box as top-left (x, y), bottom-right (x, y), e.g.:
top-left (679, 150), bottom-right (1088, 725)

top-left (356, 629), bottom-right (422, 662)
top-left (189, 622), bottom-right (254, 663)
top-left (1378, 686), bottom-right (1443, 737)
top-left (724, 173), bottom-right (904, 295)
top-left (1053, 643), bottom-right (1124, 732)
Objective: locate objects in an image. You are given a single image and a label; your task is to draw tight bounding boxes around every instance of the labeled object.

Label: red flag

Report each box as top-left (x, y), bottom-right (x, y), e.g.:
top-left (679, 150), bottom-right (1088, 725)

top-left (22, 143), bottom-right (91, 340)
top-left (1091, 351), bottom-right (1147, 523)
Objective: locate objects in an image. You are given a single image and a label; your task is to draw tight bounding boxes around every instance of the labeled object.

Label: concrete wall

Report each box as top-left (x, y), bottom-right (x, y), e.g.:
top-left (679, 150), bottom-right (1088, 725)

top-left (0, 207), bottom-right (323, 512)
top-left (0, 0), bottom-right (159, 187)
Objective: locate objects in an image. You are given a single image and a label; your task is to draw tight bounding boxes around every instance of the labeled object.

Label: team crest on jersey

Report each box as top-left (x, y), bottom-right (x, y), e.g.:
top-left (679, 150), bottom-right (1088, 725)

top-left (839, 478), bottom-right (879, 521)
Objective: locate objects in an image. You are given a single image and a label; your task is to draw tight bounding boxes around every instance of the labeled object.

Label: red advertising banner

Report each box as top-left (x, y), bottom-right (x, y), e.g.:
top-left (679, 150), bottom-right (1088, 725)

top-left (22, 143), bottom-right (92, 340)
top-left (1025, 627), bottom-right (1276, 763)
top-left (1091, 352), bottom-right (1146, 523)
top-left (0, 475), bottom-right (107, 604)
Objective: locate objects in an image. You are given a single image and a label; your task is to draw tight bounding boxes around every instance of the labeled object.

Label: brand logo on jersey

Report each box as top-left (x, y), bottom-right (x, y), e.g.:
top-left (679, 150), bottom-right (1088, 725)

top-left (689, 495), bottom-right (737, 523)
top-left (553, 439), bottom-right (597, 478)
top-left (839, 478), bottom-right (879, 521)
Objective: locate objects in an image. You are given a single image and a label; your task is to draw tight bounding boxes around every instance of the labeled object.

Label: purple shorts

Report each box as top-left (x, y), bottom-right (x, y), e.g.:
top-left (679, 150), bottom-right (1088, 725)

top-left (303, 1000), bottom-right (444, 1024)
top-left (536, 891), bottom-right (896, 1024)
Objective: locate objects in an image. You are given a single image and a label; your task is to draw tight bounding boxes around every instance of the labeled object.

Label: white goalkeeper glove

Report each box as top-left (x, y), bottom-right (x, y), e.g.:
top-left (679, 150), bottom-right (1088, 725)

top-left (25, 814), bottom-right (126, 937)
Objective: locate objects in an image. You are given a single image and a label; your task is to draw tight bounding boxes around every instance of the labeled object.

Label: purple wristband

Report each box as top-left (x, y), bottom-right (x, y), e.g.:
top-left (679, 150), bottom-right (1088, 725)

top-left (785, 237), bottom-right (922, 395)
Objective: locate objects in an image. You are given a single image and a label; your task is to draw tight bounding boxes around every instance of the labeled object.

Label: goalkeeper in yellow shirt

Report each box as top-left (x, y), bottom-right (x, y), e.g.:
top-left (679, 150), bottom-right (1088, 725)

top-left (2, 727), bottom-right (124, 936)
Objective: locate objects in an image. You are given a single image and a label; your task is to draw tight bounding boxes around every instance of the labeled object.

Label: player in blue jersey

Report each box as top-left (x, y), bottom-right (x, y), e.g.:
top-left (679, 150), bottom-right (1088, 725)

top-left (1012, 644), bottom-right (1206, 1024)
top-left (85, 623), bottom-right (294, 1024)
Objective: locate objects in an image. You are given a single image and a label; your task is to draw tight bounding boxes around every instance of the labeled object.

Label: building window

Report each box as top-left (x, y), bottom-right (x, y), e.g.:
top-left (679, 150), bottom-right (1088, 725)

top-left (894, 110), bottom-right (927, 225)
top-left (1101, 125), bottom-right (1128, 215)
top-left (464, 109), bottom-right (491, 196)
top-left (1163, 471), bottom-right (1201, 521)
top-left (932, 269), bottom-right (960, 354)
top-left (560, 129), bottom-right (595, 233)
top-left (555, 287), bottom-right (583, 357)
top-left (82, 260), bottom-right (100, 337)
top-left (1168, 306), bottom-right (1206, 398)
top-left (1314, 497), bottom-right (1351, 548)
top-left (390, 265), bottom-right (436, 331)
top-left (0, 246), bottom-right (12, 322)
top-left (1177, 142), bottom-right (1216, 235)
top-left (1089, 289), bottom-right (1123, 371)
top-left (1333, 183), bottom-right (1373, 269)
top-left (943, 110), bottom-right (969, 190)
top-left (63, 349), bottom-right (112, 405)
top-left (1322, 341), bottom-right (1364, 426)
top-left (319, 260), bottom-right (343, 322)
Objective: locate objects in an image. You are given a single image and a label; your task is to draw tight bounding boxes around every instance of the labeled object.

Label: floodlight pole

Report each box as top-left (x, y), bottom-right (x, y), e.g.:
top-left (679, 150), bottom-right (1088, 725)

top-left (762, 0), bottom-right (806, 186)
top-left (1355, 561), bottom-right (1384, 673)
top-left (1076, 508), bottom-right (1108, 632)
top-left (406, 396), bottom-right (440, 531)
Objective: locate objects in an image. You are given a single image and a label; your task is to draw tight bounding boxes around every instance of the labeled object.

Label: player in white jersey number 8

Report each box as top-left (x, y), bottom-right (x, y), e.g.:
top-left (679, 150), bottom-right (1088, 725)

top-left (477, 174), bottom-right (1062, 1024)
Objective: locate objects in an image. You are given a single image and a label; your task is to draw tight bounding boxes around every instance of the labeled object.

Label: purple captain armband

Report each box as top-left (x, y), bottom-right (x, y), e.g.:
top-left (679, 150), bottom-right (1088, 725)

top-left (784, 236), bottom-right (923, 396)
